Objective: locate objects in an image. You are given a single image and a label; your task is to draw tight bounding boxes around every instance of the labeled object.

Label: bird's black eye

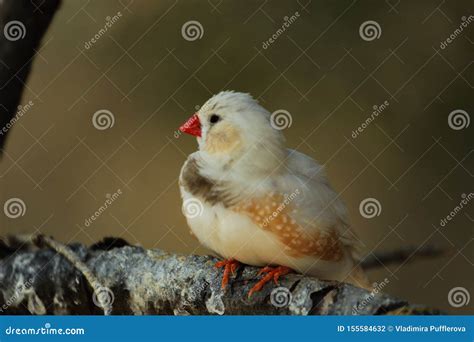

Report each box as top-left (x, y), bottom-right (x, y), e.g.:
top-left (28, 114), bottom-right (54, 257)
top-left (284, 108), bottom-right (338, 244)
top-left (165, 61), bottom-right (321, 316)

top-left (209, 114), bottom-right (221, 124)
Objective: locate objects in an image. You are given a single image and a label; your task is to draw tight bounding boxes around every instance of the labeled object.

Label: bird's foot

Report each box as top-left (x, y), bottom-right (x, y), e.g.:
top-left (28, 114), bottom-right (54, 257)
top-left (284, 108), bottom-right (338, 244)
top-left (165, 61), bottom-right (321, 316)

top-left (215, 258), bottom-right (240, 290)
top-left (248, 265), bottom-right (292, 297)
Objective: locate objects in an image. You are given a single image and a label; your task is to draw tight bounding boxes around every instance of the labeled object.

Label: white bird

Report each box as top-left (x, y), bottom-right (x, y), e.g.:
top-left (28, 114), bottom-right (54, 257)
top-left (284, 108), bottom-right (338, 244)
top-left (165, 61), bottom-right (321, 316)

top-left (178, 91), bottom-right (369, 295)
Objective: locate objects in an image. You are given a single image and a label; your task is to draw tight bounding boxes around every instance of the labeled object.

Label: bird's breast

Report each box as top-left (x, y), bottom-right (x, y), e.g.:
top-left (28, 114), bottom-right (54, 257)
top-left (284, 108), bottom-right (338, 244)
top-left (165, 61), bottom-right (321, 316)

top-left (179, 155), bottom-right (236, 207)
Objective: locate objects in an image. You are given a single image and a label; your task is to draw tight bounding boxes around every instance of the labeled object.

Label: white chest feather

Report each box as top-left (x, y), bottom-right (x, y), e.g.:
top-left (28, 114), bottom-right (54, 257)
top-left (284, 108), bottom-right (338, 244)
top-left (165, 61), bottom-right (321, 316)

top-left (181, 189), bottom-right (283, 266)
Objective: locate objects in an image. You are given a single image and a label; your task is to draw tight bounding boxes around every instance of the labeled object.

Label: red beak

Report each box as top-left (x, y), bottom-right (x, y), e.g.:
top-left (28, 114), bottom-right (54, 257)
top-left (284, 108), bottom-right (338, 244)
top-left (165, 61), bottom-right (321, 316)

top-left (179, 113), bottom-right (201, 137)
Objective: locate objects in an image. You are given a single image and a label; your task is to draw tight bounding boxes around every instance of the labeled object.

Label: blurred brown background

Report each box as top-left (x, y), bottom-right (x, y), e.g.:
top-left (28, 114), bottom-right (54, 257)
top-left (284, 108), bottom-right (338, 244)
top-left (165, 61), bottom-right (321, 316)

top-left (0, 0), bottom-right (472, 314)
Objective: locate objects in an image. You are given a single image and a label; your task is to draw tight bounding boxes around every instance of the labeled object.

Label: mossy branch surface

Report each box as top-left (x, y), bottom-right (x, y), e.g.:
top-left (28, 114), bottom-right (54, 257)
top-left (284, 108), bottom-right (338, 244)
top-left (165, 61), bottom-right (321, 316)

top-left (0, 238), bottom-right (440, 315)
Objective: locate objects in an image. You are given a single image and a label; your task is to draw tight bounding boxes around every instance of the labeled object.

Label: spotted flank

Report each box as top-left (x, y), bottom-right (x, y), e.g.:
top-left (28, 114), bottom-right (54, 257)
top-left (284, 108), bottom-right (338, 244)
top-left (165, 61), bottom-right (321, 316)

top-left (233, 194), bottom-right (344, 261)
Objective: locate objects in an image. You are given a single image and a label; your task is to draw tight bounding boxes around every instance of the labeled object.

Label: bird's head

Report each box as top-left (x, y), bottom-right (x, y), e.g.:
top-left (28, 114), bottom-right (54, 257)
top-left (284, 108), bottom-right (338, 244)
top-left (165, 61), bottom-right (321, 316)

top-left (179, 91), bottom-right (286, 175)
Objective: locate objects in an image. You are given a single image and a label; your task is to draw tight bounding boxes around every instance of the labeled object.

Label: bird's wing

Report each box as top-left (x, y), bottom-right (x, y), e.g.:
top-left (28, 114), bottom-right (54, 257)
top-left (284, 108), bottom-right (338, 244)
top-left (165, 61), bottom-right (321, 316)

top-left (232, 149), bottom-right (363, 261)
top-left (285, 149), bottom-right (364, 259)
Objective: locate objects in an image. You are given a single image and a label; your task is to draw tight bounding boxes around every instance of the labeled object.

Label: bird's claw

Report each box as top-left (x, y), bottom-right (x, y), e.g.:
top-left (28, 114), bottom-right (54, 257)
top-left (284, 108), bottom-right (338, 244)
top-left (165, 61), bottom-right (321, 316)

top-left (248, 266), bottom-right (292, 298)
top-left (215, 258), bottom-right (240, 290)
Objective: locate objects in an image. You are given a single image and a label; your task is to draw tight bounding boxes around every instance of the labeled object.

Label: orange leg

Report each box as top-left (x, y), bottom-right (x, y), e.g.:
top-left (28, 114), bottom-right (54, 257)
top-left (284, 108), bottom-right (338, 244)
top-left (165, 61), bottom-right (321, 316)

top-left (215, 258), bottom-right (240, 290)
top-left (248, 265), bottom-right (292, 297)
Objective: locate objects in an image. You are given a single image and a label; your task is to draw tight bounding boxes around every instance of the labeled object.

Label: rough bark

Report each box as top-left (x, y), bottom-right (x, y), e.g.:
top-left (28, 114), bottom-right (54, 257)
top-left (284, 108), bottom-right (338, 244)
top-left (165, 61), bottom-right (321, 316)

top-left (0, 237), bottom-right (441, 315)
top-left (0, 0), bottom-right (61, 152)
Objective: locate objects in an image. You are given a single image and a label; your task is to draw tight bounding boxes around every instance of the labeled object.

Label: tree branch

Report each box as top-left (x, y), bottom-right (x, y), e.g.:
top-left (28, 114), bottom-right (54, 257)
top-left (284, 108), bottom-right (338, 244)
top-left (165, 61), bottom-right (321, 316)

top-left (0, 237), bottom-right (441, 315)
top-left (0, 0), bottom-right (61, 152)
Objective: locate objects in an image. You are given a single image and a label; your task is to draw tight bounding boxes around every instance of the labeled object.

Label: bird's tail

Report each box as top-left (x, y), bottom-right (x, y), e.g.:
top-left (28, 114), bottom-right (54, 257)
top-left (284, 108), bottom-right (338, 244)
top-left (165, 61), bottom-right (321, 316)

top-left (361, 245), bottom-right (446, 270)
top-left (347, 266), bottom-right (372, 290)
